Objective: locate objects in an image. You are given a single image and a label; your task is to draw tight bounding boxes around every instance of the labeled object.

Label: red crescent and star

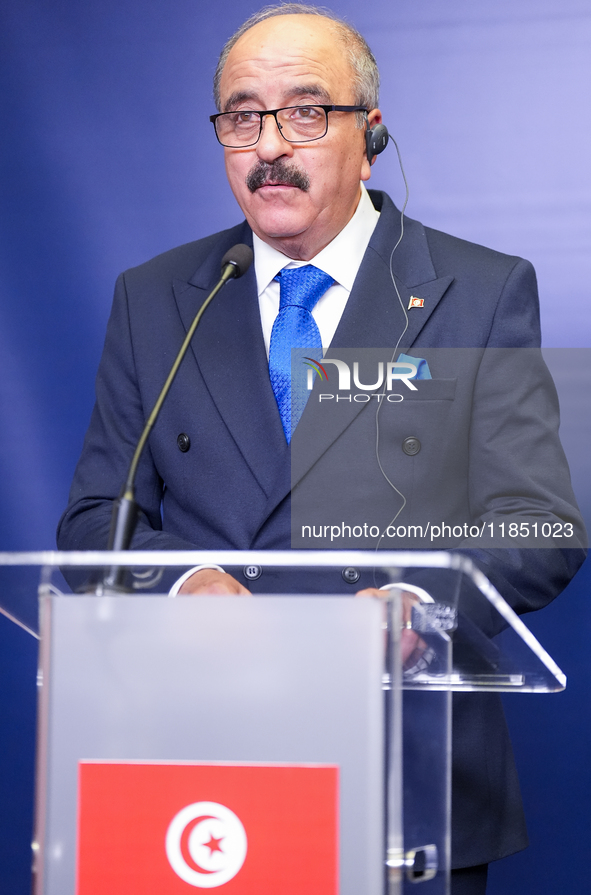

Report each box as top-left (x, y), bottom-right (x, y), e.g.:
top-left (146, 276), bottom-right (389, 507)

top-left (180, 815), bottom-right (226, 875)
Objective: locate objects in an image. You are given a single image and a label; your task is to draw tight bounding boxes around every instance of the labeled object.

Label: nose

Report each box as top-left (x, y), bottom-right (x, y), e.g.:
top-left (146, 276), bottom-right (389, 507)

top-left (256, 113), bottom-right (294, 163)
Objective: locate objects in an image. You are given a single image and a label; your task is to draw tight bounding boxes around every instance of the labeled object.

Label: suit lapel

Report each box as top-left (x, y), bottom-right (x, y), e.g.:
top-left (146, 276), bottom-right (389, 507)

top-left (358, 191), bottom-right (455, 351)
top-left (285, 192), bottom-right (454, 493)
top-left (172, 225), bottom-right (287, 499)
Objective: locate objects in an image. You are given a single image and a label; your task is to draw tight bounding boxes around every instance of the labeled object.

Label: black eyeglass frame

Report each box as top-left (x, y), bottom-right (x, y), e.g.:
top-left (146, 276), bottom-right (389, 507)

top-left (209, 104), bottom-right (368, 148)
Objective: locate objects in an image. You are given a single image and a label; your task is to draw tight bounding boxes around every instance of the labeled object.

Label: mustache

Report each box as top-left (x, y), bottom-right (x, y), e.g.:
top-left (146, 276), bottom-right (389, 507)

top-left (246, 159), bottom-right (310, 193)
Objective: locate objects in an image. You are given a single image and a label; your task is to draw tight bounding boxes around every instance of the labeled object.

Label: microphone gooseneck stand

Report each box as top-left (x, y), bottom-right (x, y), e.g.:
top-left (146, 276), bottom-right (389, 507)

top-left (100, 243), bottom-right (253, 593)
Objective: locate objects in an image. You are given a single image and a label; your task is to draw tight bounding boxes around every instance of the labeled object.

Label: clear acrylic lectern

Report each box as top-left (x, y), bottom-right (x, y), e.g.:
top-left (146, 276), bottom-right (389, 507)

top-left (0, 550), bottom-right (566, 895)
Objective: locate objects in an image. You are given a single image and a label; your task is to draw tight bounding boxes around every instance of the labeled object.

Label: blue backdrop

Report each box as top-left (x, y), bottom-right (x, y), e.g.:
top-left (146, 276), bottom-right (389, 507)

top-left (1, 1), bottom-right (590, 891)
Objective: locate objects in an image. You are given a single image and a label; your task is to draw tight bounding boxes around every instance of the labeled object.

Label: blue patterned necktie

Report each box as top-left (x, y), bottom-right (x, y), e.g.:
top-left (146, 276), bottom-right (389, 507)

top-left (269, 265), bottom-right (335, 442)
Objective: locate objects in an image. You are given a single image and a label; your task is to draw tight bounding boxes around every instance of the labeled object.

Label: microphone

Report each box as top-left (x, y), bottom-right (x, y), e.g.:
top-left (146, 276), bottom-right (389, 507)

top-left (221, 243), bottom-right (253, 279)
top-left (101, 244), bottom-right (253, 590)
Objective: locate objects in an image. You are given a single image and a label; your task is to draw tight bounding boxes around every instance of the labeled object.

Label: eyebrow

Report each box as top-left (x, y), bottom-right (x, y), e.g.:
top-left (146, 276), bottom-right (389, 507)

top-left (224, 91), bottom-right (257, 112)
top-left (289, 85), bottom-right (332, 103)
top-left (223, 84), bottom-right (332, 112)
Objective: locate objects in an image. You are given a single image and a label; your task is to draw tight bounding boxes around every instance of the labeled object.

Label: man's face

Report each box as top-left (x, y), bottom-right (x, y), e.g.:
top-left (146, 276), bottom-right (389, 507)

top-left (218, 15), bottom-right (381, 260)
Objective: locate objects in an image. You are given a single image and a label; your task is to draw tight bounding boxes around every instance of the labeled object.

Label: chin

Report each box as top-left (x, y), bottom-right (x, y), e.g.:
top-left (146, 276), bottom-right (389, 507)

top-left (251, 210), bottom-right (310, 242)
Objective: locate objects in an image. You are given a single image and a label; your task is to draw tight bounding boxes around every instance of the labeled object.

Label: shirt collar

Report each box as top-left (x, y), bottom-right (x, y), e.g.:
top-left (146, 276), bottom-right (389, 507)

top-left (253, 183), bottom-right (380, 295)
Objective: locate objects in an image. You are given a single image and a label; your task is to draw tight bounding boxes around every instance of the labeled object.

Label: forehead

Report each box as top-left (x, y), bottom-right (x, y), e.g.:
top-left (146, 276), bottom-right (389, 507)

top-left (220, 14), bottom-right (356, 107)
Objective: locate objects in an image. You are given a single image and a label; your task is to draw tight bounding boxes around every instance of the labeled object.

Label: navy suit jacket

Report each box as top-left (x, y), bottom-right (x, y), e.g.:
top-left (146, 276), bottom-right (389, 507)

top-left (57, 190), bottom-right (586, 866)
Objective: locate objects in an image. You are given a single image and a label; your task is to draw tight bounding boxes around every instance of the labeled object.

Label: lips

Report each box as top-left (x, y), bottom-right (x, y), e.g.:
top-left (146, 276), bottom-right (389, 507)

top-left (258, 181), bottom-right (298, 190)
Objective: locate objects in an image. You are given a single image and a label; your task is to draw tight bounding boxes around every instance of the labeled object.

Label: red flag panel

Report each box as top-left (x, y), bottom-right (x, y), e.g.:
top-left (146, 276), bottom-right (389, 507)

top-left (76, 761), bottom-right (339, 894)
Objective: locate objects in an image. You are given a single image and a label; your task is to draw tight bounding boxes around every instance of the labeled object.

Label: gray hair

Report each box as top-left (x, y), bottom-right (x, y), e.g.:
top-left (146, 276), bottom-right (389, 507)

top-left (213, 3), bottom-right (380, 125)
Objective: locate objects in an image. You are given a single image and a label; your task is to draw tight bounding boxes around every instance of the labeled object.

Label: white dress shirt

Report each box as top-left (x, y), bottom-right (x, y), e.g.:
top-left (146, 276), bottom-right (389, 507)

top-left (253, 183), bottom-right (380, 354)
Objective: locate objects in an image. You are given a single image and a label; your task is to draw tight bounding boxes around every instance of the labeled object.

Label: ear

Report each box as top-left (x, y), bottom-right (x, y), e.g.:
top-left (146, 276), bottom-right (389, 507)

top-left (361, 108), bottom-right (384, 180)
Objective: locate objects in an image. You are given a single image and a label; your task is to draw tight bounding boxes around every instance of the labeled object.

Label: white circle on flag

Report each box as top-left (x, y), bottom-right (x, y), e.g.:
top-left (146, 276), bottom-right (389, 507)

top-left (165, 801), bottom-right (247, 888)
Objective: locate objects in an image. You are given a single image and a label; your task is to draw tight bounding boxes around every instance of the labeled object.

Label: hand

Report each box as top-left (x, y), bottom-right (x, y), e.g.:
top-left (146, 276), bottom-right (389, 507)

top-left (356, 587), bottom-right (428, 666)
top-left (178, 569), bottom-right (251, 596)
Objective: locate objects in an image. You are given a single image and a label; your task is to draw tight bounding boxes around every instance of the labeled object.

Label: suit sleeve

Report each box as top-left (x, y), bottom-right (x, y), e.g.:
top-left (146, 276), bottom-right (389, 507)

top-left (56, 272), bottom-right (198, 555)
top-left (456, 257), bottom-right (587, 617)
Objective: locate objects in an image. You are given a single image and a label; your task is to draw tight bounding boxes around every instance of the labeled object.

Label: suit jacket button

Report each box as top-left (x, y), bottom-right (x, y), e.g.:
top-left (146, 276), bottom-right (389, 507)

top-left (243, 565), bottom-right (262, 581)
top-left (177, 433), bottom-right (191, 452)
top-left (342, 567), bottom-right (360, 585)
top-left (402, 436), bottom-right (421, 456)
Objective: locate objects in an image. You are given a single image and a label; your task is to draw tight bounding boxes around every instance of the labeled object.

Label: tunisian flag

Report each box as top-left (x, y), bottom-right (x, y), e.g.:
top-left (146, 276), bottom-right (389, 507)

top-left (76, 761), bottom-right (339, 895)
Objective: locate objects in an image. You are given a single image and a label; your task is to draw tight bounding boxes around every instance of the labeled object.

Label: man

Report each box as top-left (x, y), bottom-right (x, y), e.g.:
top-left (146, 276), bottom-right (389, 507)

top-left (57, 5), bottom-right (586, 892)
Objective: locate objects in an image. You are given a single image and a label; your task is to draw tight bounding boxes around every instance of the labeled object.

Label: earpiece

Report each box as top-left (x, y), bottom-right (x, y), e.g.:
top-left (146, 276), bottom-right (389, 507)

top-left (365, 123), bottom-right (390, 164)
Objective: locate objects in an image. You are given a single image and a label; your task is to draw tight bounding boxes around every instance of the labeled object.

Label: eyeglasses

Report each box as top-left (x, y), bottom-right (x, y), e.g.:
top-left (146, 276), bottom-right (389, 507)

top-left (210, 104), bottom-right (367, 148)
